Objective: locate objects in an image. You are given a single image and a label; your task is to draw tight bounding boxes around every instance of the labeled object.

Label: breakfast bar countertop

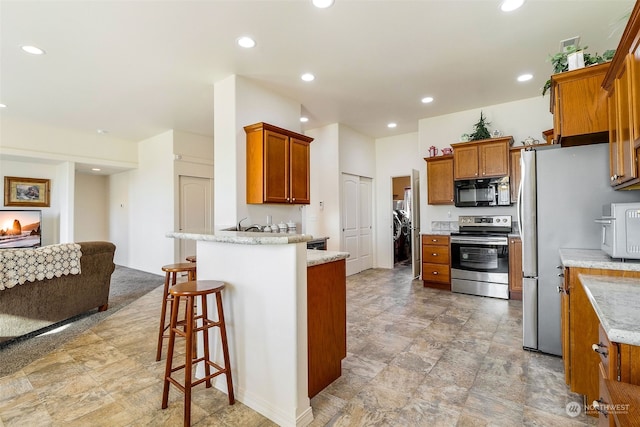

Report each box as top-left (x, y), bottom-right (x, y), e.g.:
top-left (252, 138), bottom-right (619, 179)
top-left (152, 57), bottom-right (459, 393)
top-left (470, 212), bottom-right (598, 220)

top-left (559, 248), bottom-right (640, 272)
top-left (306, 250), bottom-right (349, 267)
top-left (579, 274), bottom-right (640, 346)
top-left (166, 230), bottom-right (313, 245)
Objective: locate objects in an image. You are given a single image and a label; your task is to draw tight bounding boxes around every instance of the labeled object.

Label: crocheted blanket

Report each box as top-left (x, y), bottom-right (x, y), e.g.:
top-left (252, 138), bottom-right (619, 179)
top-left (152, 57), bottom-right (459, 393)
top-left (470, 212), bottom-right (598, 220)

top-left (0, 243), bottom-right (82, 290)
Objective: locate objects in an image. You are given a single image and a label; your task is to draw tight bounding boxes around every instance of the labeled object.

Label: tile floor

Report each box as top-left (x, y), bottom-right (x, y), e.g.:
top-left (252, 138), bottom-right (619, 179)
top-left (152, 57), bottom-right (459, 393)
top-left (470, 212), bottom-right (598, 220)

top-left (0, 265), bottom-right (596, 426)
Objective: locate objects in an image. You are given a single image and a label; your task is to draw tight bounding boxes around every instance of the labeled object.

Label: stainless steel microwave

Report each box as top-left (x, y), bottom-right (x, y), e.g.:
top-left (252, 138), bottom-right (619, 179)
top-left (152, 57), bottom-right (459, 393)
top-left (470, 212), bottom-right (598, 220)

top-left (596, 202), bottom-right (640, 259)
top-left (454, 177), bottom-right (510, 208)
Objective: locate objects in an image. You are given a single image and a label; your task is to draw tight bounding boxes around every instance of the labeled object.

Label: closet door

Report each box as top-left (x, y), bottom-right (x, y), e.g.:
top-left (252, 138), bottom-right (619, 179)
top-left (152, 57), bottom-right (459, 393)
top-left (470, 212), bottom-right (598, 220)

top-left (341, 173), bottom-right (373, 276)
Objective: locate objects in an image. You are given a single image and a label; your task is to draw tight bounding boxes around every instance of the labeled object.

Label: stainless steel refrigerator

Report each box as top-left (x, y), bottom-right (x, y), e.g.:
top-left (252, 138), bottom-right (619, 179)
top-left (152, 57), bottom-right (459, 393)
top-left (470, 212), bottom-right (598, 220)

top-left (517, 143), bottom-right (640, 356)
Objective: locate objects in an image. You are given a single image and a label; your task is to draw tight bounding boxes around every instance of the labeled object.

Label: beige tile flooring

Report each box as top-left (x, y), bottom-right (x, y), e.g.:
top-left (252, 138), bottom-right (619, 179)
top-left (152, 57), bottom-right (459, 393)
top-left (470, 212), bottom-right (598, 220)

top-left (0, 265), bottom-right (596, 426)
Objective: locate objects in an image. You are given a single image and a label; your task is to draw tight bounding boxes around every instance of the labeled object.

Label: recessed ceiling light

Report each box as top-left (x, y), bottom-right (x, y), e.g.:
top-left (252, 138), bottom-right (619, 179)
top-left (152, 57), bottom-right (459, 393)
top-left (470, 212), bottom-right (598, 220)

top-left (517, 73), bottom-right (533, 82)
top-left (301, 73), bottom-right (315, 82)
top-left (500, 0), bottom-right (525, 12)
top-left (97, 129), bottom-right (108, 134)
top-left (312, 0), bottom-right (335, 8)
top-left (421, 96), bottom-right (434, 104)
top-left (300, 116), bottom-right (309, 123)
top-left (0, 104), bottom-right (6, 108)
top-left (387, 122), bottom-right (397, 129)
top-left (21, 45), bottom-right (45, 55)
top-left (237, 36), bottom-right (256, 48)
top-left (91, 168), bottom-right (101, 172)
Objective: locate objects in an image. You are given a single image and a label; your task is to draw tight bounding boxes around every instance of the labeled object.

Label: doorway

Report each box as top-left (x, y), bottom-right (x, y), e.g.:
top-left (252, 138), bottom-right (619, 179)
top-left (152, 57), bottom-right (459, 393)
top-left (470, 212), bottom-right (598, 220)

top-left (341, 173), bottom-right (373, 276)
top-left (391, 170), bottom-right (421, 278)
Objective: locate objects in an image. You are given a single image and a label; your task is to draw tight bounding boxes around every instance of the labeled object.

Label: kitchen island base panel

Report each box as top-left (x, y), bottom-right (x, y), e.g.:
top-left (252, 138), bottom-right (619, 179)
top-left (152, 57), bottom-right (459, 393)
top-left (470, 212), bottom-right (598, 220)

top-left (194, 241), bottom-right (312, 427)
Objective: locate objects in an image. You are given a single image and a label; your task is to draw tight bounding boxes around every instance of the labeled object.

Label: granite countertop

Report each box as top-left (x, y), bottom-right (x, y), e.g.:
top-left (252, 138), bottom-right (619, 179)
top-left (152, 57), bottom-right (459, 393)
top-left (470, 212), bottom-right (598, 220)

top-left (167, 230), bottom-right (313, 245)
top-left (306, 250), bottom-right (349, 267)
top-left (559, 248), bottom-right (640, 272)
top-left (579, 274), bottom-right (640, 346)
top-left (420, 231), bottom-right (451, 236)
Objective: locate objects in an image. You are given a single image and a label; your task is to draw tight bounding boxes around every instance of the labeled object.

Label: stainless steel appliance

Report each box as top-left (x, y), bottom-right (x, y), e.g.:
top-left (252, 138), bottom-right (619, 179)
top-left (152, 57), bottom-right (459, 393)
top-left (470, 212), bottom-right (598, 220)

top-left (450, 215), bottom-right (512, 299)
top-left (454, 177), bottom-right (510, 207)
top-left (596, 202), bottom-right (640, 260)
top-left (518, 144), bottom-right (640, 356)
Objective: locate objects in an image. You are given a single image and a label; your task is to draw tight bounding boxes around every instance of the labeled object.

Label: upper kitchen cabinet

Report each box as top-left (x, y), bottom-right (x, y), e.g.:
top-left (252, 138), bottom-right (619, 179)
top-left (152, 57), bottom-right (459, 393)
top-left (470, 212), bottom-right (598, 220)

top-left (603, 1), bottom-right (640, 190)
top-left (425, 155), bottom-right (454, 205)
top-left (550, 62), bottom-right (610, 147)
top-left (451, 137), bottom-right (512, 180)
top-left (244, 122), bottom-right (313, 204)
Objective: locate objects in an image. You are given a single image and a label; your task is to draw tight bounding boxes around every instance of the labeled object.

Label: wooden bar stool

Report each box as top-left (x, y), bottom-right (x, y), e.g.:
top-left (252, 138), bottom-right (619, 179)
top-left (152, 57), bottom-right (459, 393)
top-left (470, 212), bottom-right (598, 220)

top-left (161, 280), bottom-right (234, 427)
top-left (185, 255), bottom-right (196, 263)
top-left (156, 263), bottom-right (198, 361)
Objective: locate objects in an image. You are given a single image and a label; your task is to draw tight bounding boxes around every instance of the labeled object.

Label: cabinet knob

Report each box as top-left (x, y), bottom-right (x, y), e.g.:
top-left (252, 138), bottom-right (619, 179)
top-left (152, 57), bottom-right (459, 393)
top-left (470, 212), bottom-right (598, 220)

top-left (432, 253), bottom-right (438, 256)
top-left (592, 399), bottom-right (608, 417)
top-left (432, 239), bottom-right (438, 242)
top-left (432, 271), bottom-right (439, 275)
top-left (591, 343), bottom-right (608, 357)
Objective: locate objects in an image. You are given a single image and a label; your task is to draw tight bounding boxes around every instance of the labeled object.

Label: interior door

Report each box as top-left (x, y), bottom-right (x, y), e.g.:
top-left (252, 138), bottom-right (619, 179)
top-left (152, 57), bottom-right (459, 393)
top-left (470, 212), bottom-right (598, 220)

top-left (179, 175), bottom-right (212, 262)
top-left (359, 177), bottom-right (373, 271)
top-left (410, 169), bottom-right (421, 278)
top-left (342, 174), bottom-right (359, 276)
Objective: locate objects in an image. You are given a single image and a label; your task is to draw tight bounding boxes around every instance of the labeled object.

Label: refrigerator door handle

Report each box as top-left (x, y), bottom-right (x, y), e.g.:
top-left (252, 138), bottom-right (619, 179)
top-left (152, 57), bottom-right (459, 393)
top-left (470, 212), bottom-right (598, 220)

top-left (517, 151), bottom-right (525, 239)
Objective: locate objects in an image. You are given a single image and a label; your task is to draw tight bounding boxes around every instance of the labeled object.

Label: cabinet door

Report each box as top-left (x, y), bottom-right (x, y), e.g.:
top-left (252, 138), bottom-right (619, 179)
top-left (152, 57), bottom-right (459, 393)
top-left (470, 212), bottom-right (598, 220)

top-left (631, 46), bottom-right (640, 147)
top-left (614, 55), bottom-right (637, 185)
top-left (510, 149), bottom-right (521, 203)
top-left (453, 145), bottom-right (479, 179)
top-left (264, 130), bottom-right (289, 203)
top-left (480, 140), bottom-right (509, 177)
top-left (508, 237), bottom-right (522, 299)
top-left (426, 157), bottom-right (454, 205)
top-left (290, 137), bottom-right (310, 204)
top-left (608, 90), bottom-right (620, 187)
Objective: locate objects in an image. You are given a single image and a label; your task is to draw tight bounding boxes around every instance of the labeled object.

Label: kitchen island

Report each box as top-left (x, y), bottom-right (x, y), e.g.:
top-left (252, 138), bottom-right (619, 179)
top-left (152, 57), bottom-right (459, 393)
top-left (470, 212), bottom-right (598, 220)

top-left (166, 230), bottom-right (348, 427)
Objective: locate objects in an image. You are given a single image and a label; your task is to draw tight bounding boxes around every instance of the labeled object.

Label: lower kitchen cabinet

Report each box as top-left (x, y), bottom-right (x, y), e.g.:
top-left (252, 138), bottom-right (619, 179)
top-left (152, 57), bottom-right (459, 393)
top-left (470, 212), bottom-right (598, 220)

top-left (307, 259), bottom-right (346, 398)
top-left (562, 267), bottom-right (640, 416)
top-left (508, 236), bottom-right (522, 300)
top-left (421, 234), bottom-right (450, 290)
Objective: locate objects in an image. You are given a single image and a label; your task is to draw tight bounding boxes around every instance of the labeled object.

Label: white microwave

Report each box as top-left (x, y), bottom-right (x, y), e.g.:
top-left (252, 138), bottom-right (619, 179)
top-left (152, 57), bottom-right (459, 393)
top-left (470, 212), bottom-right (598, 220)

top-left (596, 202), bottom-right (640, 259)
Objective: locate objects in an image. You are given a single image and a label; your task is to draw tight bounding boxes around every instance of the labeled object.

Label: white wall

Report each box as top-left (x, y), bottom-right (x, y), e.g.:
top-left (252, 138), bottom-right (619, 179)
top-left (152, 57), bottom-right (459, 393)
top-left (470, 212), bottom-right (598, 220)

top-left (338, 124), bottom-right (376, 179)
top-left (124, 130), bottom-right (175, 273)
top-left (374, 132), bottom-right (421, 268)
top-left (305, 124), bottom-right (340, 249)
top-left (109, 172), bottom-right (131, 267)
top-left (0, 159), bottom-right (62, 245)
top-left (74, 172), bottom-right (109, 242)
top-left (214, 75), bottom-right (304, 230)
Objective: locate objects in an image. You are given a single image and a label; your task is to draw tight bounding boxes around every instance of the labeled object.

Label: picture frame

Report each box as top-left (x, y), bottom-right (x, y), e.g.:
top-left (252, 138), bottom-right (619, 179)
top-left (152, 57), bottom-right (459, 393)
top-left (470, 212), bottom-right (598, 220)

top-left (4, 176), bottom-right (50, 207)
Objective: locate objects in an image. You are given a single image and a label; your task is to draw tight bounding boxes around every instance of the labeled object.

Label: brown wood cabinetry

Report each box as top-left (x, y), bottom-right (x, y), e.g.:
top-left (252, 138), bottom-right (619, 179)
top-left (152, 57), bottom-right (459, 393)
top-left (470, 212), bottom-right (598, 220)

top-left (603, 2), bottom-right (640, 190)
top-left (508, 237), bottom-right (522, 300)
top-left (421, 234), bottom-right (450, 290)
top-left (425, 155), bottom-right (454, 205)
top-left (244, 122), bottom-right (313, 204)
top-left (451, 137), bottom-right (512, 180)
top-left (509, 148), bottom-right (522, 203)
top-left (550, 62), bottom-right (610, 147)
top-left (307, 259), bottom-right (346, 398)
top-left (562, 267), bottom-right (640, 414)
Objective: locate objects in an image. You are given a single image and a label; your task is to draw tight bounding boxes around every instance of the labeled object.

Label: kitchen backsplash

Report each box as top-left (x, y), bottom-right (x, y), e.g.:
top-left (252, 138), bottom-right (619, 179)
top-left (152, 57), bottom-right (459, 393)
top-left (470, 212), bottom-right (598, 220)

top-left (430, 221), bottom-right (458, 232)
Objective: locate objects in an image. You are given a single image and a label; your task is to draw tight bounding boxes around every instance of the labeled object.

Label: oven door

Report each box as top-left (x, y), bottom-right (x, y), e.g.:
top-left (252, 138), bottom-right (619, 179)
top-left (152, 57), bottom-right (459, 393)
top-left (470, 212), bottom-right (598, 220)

top-left (450, 234), bottom-right (509, 299)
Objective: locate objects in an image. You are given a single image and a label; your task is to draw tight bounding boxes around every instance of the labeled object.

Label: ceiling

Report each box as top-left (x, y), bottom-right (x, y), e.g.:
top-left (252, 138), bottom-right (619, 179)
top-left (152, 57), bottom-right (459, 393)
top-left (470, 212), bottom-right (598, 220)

top-left (0, 0), bottom-right (634, 150)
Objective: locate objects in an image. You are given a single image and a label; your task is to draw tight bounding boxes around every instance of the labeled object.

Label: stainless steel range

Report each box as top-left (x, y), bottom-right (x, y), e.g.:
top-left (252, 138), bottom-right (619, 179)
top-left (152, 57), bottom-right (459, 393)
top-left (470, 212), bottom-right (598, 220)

top-left (450, 215), bottom-right (511, 299)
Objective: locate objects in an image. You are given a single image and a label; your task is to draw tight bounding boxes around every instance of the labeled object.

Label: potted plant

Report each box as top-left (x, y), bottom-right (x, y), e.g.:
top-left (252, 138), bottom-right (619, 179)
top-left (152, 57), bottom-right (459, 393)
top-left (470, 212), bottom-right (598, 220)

top-left (542, 45), bottom-right (616, 96)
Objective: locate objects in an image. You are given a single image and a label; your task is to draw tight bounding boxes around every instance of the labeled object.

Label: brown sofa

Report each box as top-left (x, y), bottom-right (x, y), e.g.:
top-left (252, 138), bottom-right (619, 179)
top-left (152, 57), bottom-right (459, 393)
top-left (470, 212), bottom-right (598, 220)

top-left (0, 241), bottom-right (116, 343)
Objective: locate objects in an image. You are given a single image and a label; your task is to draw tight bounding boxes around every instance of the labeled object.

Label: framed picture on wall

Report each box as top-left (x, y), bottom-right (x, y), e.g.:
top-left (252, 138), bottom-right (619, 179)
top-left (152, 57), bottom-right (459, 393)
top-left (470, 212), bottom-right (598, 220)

top-left (4, 176), bottom-right (50, 207)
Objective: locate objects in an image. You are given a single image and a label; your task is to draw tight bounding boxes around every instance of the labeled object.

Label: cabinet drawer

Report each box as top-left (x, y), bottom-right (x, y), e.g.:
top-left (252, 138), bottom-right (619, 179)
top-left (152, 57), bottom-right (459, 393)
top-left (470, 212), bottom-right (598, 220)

top-left (421, 235), bottom-right (449, 246)
top-left (422, 245), bottom-right (450, 264)
top-left (597, 363), bottom-right (614, 427)
top-left (422, 263), bottom-right (450, 283)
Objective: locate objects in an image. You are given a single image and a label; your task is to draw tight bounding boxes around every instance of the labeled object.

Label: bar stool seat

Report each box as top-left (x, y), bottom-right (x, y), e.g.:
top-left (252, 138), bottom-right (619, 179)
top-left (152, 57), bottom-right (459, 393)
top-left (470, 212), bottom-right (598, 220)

top-left (185, 255), bottom-right (196, 263)
top-left (156, 263), bottom-right (198, 361)
top-left (161, 280), bottom-right (234, 427)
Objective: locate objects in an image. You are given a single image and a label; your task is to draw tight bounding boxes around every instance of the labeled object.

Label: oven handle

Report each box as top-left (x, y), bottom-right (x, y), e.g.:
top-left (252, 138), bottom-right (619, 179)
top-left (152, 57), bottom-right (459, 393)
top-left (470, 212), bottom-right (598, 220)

top-left (450, 236), bottom-right (508, 246)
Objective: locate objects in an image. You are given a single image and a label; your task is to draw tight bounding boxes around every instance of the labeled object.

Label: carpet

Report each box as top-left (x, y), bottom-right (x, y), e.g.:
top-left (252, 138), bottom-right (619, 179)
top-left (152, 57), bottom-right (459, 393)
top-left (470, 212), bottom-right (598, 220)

top-left (0, 265), bottom-right (163, 378)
